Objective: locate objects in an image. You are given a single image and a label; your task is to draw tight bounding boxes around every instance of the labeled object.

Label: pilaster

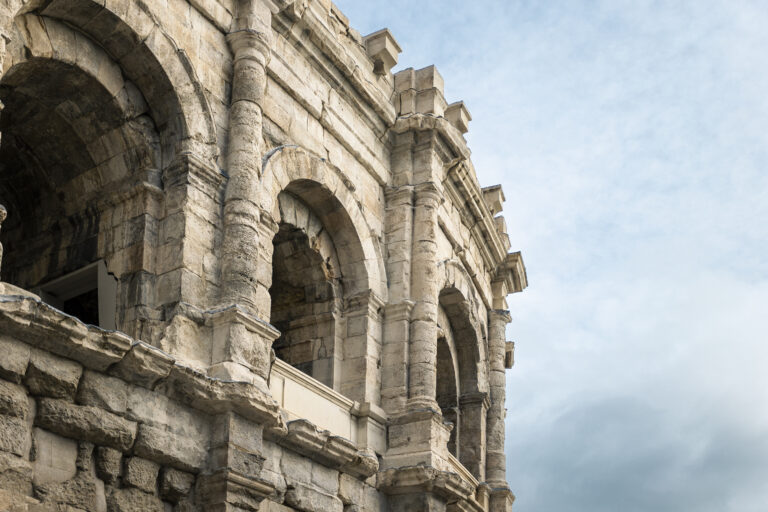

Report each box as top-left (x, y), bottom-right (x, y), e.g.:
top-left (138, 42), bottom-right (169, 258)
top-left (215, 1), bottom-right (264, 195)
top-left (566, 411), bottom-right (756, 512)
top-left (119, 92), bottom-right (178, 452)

top-left (381, 300), bottom-right (414, 415)
top-left (341, 290), bottom-right (385, 404)
top-left (458, 392), bottom-right (490, 482)
top-left (198, 412), bottom-right (276, 511)
top-left (407, 181), bottom-right (443, 412)
top-left (214, 0), bottom-right (276, 385)
top-left (486, 309), bottom-right (511, 487)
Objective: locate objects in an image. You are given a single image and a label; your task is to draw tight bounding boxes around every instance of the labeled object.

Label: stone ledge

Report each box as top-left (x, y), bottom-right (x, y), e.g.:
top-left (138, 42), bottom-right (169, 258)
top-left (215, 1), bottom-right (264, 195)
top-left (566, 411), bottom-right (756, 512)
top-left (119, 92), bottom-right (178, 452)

top-left (377, 465), bottom-right (474, 501)
top-left (0, 297), bottom-right (131, 371)
top-left (266, 419), bottom-right (379, 479)
top-left (0, 295), bottom-right (284, 430)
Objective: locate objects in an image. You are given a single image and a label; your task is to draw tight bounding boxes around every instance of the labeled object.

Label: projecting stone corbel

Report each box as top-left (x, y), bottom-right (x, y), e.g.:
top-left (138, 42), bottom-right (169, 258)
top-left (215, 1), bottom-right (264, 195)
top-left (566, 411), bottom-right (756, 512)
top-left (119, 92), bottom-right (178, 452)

top-left (363, 28), bottom-right (402, 75)
top-left (445, 101), bottom-right (472, 134)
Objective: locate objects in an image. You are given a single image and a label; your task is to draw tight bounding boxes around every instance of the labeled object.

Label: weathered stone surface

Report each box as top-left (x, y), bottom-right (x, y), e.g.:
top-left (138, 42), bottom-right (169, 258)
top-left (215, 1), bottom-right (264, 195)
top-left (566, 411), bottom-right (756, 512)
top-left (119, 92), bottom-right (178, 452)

top-left (0, 414), bottom-right (29, 457)
top-left (76, 371), bottom-right (128, 415)
top-left (95, 447), bottom-right (122, 485)
top-left (284, 482), bottom-right (343, 512)
top-left (0, 300), bottom-right (131, 371)
top-left (0, 2), bottom-right (527, 510)
top-left (0, 336), bottom-right (31, 384)
top-left (133, 424), bottom-right (206, 473)
top-left (25, 351), bottom-right (82, 400)
top-left (159, 467), bottom-right (194, 502)
top-left (34, 472), bottom-right (100, 511)
top-left (105, 486), bottom-right (164, 512)
top-left (0, 488), bottom-right (47, 512)
top-left (0, 380), bottom-right (29, 420)
top-left (123, 457), bottom-right (159, 494)
top-left (110, 342), bottom-right (174, 389)
top-left (34, 399), bottom-right (137, 452)
top-left (31, 429), bottom-right (77, 486)
top-left (0, 451), bottom-right (33, 497)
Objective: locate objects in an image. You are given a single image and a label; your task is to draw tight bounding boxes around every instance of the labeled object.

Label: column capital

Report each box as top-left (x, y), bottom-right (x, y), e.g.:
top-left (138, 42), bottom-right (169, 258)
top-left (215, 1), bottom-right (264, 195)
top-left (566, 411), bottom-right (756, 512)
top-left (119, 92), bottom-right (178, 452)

top-left (385, 185), bottom-right (414, 205)
top-left (459, 391), bottom-right (490, 409)
top-left (383, 300), bottom-right (415, 321)
top-left (488, 309), bottom-right (511, 324)
top-left (227, 28), bottom-right (271, 65)
top-left (413, 181), bottom-right (443, 206)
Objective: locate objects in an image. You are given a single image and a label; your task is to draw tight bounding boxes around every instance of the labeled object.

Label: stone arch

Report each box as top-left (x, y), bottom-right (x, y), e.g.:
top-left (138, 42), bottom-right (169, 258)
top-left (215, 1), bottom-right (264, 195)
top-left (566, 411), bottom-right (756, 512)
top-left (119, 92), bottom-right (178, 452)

top-left (269, 191), bottom-right (344, 387)
top-left (437, 259), bottom-right (487, 394)
top-left (263, 146), bottom-right (387, 402)
top-left (2, 0), bottom-right (218, 163)
top-left (262, 146), bottom-right (387, 301)
top-left (437, 306), bottom-right (460, 457)
top-left (436, 259), bottom-right (490, 480)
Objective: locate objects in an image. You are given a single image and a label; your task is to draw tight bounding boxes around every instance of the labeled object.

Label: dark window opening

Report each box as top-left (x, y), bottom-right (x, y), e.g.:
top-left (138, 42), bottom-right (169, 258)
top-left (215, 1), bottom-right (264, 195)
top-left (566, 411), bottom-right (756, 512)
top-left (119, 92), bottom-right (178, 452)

top-left (62, 288), bottom-right (99, 326)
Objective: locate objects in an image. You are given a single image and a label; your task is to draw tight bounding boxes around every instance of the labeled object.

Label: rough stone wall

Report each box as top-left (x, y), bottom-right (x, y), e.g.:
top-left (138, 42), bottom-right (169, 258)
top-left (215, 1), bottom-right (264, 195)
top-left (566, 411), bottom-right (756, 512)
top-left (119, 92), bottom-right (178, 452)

top-left (0, 1), bottom-right (527, 511)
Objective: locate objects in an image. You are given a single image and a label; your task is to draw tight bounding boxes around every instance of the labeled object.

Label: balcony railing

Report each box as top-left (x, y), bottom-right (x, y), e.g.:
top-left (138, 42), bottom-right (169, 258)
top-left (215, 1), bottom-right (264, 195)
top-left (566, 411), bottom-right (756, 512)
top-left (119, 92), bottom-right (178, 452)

top-left (268, 358), bottom-right (386, 453)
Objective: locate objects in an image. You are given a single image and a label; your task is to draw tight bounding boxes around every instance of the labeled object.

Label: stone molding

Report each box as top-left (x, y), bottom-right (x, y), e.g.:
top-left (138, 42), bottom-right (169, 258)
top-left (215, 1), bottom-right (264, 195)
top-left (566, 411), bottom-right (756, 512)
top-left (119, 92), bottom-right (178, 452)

top-left (266, 419), bottom-right (379, 479)
top-left (0, 295), bottom-right (284, 429)
top-left (377, 465), bottom-right (474, 501)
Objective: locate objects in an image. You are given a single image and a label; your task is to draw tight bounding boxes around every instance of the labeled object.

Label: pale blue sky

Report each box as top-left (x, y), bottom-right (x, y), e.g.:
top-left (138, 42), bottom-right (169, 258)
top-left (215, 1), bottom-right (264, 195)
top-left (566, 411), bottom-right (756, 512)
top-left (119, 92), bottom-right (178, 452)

top-left (335, 1), bottom-right (768, 510)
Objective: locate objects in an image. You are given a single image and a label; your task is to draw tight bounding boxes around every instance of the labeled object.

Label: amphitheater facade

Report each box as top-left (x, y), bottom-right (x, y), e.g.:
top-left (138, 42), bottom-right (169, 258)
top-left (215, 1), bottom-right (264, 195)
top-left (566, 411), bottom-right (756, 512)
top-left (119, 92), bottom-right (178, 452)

top-left (0, 1), bottom-right (527, 510)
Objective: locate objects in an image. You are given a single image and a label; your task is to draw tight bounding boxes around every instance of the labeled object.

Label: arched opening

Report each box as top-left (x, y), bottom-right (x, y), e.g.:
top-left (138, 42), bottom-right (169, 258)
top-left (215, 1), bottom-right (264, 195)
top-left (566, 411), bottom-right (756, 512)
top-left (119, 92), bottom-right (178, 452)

top-left (436, 328), bottom-right (460, 458)
top-left (0, 16), bottom-right (161, 333)
top-left (269, 191), bottom-right (343, 389)
top-left (261, 151), bottom-right (385, 403)
top-left (437, 286), bottom-right (488, 480)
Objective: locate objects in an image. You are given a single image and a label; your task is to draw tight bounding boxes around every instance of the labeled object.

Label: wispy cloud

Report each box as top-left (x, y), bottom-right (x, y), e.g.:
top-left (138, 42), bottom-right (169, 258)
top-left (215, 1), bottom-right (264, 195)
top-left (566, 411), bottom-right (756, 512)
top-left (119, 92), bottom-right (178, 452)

top-left (336, 1), bottom-right (768, 509)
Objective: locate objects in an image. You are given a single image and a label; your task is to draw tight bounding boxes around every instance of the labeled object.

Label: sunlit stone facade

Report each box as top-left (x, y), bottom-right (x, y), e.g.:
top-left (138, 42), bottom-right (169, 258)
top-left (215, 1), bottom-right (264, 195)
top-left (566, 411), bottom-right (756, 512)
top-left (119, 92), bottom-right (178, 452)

top-left (0, 1), bottom-right (527, 510)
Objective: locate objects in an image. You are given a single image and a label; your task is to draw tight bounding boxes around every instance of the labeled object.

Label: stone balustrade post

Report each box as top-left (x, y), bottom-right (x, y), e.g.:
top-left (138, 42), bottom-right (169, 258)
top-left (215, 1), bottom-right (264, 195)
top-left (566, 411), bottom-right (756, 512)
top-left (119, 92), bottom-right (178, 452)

top-left (487, 309), bottom-right (511, 487)
top-left (407, 182), bottom-right (442, 412)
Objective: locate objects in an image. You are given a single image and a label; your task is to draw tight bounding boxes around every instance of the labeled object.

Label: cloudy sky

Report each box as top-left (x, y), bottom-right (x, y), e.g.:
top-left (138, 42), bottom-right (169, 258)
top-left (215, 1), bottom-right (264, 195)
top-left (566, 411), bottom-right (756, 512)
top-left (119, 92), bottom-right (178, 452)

top-left (335, 1), bottom-right (768, 510)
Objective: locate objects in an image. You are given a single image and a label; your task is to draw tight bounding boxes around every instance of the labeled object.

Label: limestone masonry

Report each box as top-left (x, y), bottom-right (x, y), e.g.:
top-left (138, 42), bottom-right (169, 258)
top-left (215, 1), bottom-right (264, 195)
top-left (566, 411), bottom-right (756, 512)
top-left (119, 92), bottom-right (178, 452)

top-left (0, 0), bottom-right (528, 510)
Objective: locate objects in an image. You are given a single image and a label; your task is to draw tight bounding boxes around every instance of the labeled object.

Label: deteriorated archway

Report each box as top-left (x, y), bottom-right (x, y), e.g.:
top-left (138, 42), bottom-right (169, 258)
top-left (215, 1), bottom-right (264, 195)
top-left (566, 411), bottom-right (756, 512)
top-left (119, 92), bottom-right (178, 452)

top-left (436, 307), bottom-right (460, 458)
top-left (436, 259), bottom-right (490, 480)
top-left (263, 147), bottom-right (386, 403)
top-left (270, 191), bottom-right (343, 388)
top-left (1, 0), bottom-right (217, 161)
top-left (0, 8), bottom-right (218, 339)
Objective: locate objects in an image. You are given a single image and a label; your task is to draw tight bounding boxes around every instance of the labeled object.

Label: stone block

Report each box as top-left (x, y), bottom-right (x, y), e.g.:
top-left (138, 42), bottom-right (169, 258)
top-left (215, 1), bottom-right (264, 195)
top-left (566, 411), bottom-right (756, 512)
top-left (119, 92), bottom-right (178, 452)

top-left (159, 467), bottom-right (194, 502)
top-left (34, 398), bottom-right (137, 452)
top-left (338, 473), bottom-right (361, 505)
top-left (0, 335), bottom-right (31, 384)
top-left (106, 486), bottom-right (164, 512)
top-left (284, 481), bottom-right (343, 512)
top-left (363, 29), bottom-right (401, 75)
top-left (0, 380), bottom-right (29, 420)
top-left (77, 370), bottom-right (129, 415)
top-left (123, 457), bottom-right (159, 494)
top-left (31, 428), bottom-right (77, 486)
top-left (0, 414), bottom-right (29, 457)
top-left (110, 341), bottom-right (174, 389)
top-left (25, 350), bottom-right (82, 400)
top-left (34, 471), bottom-right (101, 511)
top-left (445, 101), bottom-right (472, 134)
top-left (0, 451), bottom-right (33, 497)
top-left (133, 424), bottom-right (206, 473)
top-left (310, 462), bottom-right (338, 495)
top-left (95, 446), bottom-right (122, 484)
